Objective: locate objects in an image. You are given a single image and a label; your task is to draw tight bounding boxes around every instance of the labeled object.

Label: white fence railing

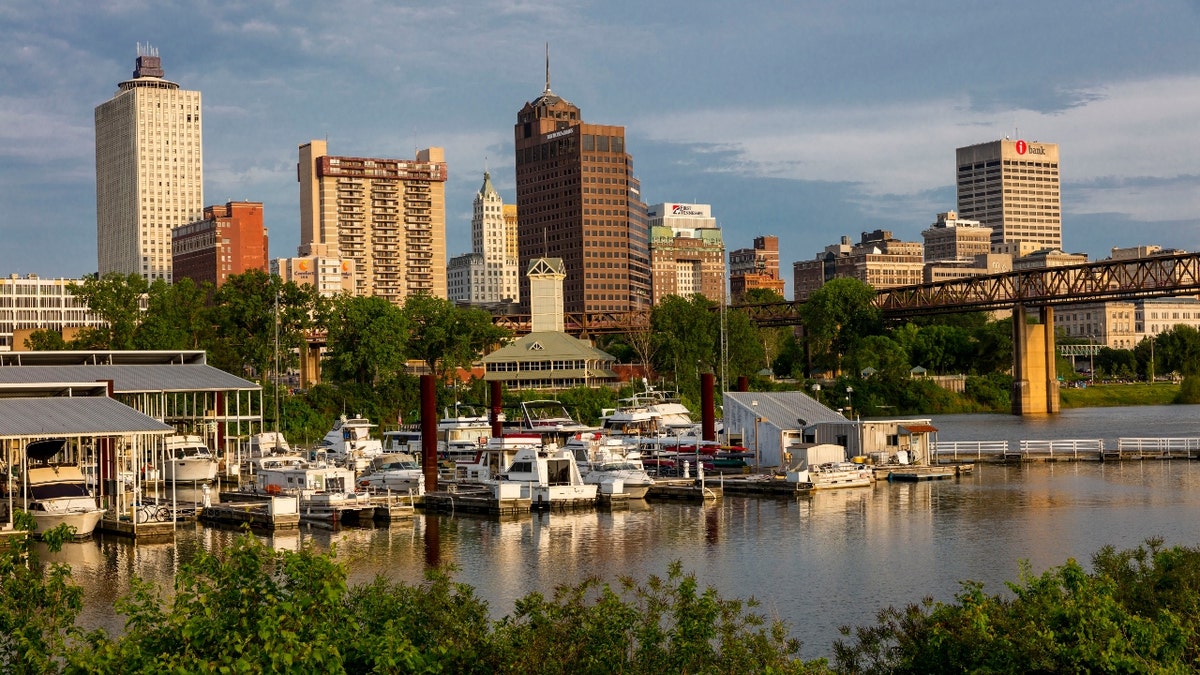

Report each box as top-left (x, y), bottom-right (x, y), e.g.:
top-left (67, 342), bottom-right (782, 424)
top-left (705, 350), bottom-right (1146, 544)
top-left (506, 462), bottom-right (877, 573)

top-left (934, 437), bottom-right (1200, 461)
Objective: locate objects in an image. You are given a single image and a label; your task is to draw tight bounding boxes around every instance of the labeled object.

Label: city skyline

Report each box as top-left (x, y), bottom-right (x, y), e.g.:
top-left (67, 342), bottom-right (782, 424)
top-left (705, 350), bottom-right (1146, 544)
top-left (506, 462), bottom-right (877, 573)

top-left (3, 2), bottom-right (1199, 299)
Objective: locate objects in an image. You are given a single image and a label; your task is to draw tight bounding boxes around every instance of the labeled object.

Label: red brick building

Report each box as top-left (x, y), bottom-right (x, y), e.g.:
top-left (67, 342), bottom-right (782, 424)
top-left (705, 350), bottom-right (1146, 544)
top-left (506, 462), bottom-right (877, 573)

top-left (172, 201), bottom-right (268, 288)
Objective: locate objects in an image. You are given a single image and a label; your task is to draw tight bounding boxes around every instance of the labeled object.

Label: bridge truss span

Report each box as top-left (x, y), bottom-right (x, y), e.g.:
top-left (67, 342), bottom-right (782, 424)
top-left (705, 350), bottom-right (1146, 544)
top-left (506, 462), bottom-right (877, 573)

top-left (875, 252), bottom-right (1200, 317)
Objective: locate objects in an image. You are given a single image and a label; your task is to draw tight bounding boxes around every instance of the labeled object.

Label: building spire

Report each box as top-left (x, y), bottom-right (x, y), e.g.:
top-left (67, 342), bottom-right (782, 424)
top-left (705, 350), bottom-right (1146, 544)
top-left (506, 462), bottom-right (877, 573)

top-left (544, 43), bottom-right (551, 94)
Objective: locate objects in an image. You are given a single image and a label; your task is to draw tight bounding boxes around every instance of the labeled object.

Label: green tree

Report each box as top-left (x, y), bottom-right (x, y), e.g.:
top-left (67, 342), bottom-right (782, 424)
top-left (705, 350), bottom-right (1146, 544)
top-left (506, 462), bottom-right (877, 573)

top-left (23, 329), bottom-right (70, 351)
top-left (321, 295), bottom-right (410, 387)
top-left (402, 294), bottom-right (509, 380)
top-left (844, 335), bottom-right (910, 380)
top-left (651, 294), bottom-right (719, 398)
top-left (834, 539), bottom-right (1200, 674)
top-left (0, 513), bottom-right (86, 675)
top-left (208, 271), bottom-right (315, 383)
top-left (133, 277), bottom-right (213, 350)
top-left (737, 288), bottom-right (792, 377)
top-left (725, 309), bottom-right (768, 380)
top-left (1152, 325), bottom-right (1200, 377)
top-left (799, 278), bottom-right (881, 375)
top-left (68, 272), bottom-right (150, 349)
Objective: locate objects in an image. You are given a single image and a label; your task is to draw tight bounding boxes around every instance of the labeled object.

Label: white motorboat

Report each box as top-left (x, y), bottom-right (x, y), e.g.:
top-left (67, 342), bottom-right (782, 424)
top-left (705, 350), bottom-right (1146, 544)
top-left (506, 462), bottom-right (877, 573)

top-left (357, 453), bottom-right (425, 494)
top-left (499, 444), bottom-right (598, 508)
top-left (317, 414), bottom-right (384, 472)
top-left (455, 434), bottom-right (542, 483)
top-left (567, 433), bottom-right (654, 498)
top-left (789, 462), bottom-right (874, 490)
top-left (505, 400), bottom-right (599, 448)
top-left (245, 458), bottom-right (373, 524)
top-left (22, 438), bottom-right (105, 538)
top-left (161, 435), bottom-right (219, 483)
top-left (438, 404), bottom-right (492, 462)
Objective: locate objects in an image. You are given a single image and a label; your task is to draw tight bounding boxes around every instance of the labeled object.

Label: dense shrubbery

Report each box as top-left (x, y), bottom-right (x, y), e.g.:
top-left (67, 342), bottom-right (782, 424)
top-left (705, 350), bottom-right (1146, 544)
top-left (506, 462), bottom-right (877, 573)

top-left (7, 516), bottom-right (1200, 673)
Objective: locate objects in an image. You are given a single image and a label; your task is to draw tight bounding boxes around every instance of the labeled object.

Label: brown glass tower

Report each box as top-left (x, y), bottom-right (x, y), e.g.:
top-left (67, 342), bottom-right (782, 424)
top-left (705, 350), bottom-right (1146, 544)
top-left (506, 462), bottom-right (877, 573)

top-left (513, 54), bottom-right (649, 316)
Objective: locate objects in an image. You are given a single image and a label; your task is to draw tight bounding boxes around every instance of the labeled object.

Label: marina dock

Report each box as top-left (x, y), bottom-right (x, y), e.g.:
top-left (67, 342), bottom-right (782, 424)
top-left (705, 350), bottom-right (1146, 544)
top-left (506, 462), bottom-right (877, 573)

top-left (198, 496), bottom-right (301, 530)
top-left (646, 479), bottom-right (722, 502)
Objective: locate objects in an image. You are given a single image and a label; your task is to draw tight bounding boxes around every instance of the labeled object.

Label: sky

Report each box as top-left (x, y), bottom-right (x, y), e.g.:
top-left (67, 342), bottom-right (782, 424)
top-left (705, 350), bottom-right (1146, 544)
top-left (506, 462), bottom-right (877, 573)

top-left (2, 1), bottom-right (1199, 299)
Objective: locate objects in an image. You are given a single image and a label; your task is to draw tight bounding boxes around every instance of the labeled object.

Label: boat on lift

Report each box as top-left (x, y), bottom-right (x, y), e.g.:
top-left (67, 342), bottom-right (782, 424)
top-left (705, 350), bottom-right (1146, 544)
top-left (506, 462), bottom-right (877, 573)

top-left (160, 435), bottom-right (219, 483)
top-left (21, 438), bottom-right (105, 538)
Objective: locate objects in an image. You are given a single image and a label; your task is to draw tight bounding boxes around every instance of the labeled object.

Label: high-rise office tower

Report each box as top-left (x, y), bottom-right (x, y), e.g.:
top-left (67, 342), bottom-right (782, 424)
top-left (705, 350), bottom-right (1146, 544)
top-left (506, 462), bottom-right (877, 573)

top-left (647, 203), bottom-right (726, 304)
top-left (513, 56), bottom-right (650, 315)
top-left (447, 172), bottom-right (520, 306)
top-left (298, 140), bottom-right (448, 303)
top-left (956, 139), bottom-right (1061, 249)
top-left (95, 44), bottom-right (203, 281)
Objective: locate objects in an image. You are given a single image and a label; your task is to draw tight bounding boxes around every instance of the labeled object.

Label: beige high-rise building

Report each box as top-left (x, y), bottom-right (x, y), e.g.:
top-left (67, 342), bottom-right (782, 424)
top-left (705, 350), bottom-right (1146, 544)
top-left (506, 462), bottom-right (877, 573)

top-left (956, 139), bottom-right (1061, 249)
top-left (298, 140), bottom-right (448, 303)
top-left (447, 172), bottom-right (520, 306)
top-left (95, 45), bottom-right (203, 281)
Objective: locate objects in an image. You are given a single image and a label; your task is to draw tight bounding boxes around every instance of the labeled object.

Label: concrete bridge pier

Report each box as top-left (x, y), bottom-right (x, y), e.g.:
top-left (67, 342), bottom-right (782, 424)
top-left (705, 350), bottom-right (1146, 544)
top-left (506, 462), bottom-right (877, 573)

top-left (1011, 305), bottom-right (1060, 415)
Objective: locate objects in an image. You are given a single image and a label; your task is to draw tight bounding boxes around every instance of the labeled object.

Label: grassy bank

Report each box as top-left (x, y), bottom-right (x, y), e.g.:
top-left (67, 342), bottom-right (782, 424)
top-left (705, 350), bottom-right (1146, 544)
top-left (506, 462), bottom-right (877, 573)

top-left (1059, 381), bottom-right (1179, 408)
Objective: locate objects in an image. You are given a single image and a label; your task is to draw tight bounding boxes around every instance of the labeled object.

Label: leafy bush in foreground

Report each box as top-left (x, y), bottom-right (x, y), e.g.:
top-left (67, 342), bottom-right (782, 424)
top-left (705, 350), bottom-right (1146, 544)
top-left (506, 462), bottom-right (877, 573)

top-left (7, 522), bottom-right (1200, 673)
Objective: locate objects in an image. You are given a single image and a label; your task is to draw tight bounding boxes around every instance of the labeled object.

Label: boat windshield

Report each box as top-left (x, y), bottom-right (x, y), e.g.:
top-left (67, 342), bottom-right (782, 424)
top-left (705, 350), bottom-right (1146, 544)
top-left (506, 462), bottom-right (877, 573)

top-left (30, 482), bottom-right (91, 500)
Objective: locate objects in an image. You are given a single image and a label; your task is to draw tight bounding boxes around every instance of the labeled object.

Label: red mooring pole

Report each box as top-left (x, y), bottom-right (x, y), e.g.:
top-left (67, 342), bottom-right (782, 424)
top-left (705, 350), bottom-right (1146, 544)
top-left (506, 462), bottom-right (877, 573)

top-left (420, 374), bottom-right (438, 493)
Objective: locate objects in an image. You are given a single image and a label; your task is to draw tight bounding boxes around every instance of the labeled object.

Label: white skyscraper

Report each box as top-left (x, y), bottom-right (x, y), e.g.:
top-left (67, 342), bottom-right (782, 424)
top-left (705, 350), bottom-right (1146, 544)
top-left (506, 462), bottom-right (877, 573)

top-left (95, 44), bottom-right (203, 280)
top-left (447, 171), bottom-right (520, 306)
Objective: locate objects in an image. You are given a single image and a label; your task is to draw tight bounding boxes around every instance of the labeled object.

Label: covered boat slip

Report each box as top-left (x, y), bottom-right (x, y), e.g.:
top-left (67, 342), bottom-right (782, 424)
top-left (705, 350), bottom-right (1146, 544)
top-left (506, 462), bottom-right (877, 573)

top-left (0, 350), bottom-right (265, 479)
top-left (0, 387), bottom-right (173, 537)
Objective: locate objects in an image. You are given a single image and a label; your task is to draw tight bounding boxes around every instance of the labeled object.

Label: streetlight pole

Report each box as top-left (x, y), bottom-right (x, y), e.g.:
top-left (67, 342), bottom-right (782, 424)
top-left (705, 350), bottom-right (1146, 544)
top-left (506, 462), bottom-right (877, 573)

top-left (1089, 335), bottom-right (1095, 385)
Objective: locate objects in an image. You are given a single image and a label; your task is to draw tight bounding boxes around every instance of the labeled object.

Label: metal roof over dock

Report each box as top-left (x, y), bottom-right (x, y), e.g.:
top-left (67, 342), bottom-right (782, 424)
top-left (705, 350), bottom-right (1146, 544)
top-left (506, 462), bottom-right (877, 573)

top-left (0, 350), bottom-right (258, 393)
top-left (0, 396), bottom-right (173, 439)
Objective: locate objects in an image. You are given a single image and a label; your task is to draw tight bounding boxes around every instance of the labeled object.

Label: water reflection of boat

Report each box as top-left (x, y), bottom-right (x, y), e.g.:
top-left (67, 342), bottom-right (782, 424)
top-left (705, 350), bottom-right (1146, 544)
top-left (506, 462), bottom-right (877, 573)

top-left (23, 438), bottom-right (105, 538)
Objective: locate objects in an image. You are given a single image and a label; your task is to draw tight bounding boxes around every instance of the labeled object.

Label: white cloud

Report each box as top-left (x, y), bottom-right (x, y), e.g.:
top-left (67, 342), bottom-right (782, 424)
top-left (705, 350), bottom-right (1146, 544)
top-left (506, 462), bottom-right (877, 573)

top-left (632, 75), bottom-right (1200, 224)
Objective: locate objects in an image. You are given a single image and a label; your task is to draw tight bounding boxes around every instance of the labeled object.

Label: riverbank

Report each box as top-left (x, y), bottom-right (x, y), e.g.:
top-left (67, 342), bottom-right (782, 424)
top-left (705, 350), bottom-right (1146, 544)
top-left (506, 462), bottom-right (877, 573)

top-left (1059, 381), bottom-right (1178, 408)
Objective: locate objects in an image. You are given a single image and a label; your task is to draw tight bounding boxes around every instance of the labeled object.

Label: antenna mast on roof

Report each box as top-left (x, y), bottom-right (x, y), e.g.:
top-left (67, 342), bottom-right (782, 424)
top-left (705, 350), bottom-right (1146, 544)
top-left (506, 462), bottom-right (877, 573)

top-left (542, 227), bottom-right (548, 257)
top-left (545, 43), bottom-right (551, 93)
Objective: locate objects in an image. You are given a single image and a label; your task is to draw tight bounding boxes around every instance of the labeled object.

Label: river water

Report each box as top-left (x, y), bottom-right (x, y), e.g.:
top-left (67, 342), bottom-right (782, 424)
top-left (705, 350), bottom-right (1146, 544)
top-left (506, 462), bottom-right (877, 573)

top-left (42, 404), bottom-right (1200, 660)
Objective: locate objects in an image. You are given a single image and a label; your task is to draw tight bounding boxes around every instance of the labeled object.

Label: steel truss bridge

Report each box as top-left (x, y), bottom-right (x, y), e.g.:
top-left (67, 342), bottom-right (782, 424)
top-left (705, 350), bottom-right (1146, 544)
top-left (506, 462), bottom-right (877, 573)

top-left (494, 253), bottom-right (1200, 334)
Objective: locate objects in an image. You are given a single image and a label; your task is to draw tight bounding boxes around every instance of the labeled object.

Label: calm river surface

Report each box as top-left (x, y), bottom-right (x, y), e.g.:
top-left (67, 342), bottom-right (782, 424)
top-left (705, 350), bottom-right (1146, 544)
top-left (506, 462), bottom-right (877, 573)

top-left (45, 404), bottom-right (1200, 659)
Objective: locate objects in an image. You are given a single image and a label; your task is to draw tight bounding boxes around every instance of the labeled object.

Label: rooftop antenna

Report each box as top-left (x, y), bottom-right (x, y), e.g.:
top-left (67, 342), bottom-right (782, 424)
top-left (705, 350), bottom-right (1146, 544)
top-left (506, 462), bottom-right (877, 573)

top-left (544, 43), bottom-right (551, 93)
top-left (542, 227), bottom-right (548, 257)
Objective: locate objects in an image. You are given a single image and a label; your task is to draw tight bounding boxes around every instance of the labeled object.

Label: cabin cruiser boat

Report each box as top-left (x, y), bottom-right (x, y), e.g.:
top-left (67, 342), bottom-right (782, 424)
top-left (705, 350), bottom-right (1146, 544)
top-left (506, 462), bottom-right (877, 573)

top-left (504, 400), bottom-right (599, 448)
top-left (317, 414), bottom-right (384, 472)
top-left (382, 428), bottom-right (422, 455)
top-left (567, 433), bottom-right (654, 498)
top-left (22, 438), bottom-right (105, 538)
top-left (438, 404), bottom-right (493, 462)
top-left (357, 453), bottom-right (425, 493)
top-left (454, 434), bottom-right (543, 483)
top-left (160, 435), bottom-right (219, 483)
top-left (498, 444), bottom-right (598, 508)
top-left (244, 458), bottom-right (373, 524)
